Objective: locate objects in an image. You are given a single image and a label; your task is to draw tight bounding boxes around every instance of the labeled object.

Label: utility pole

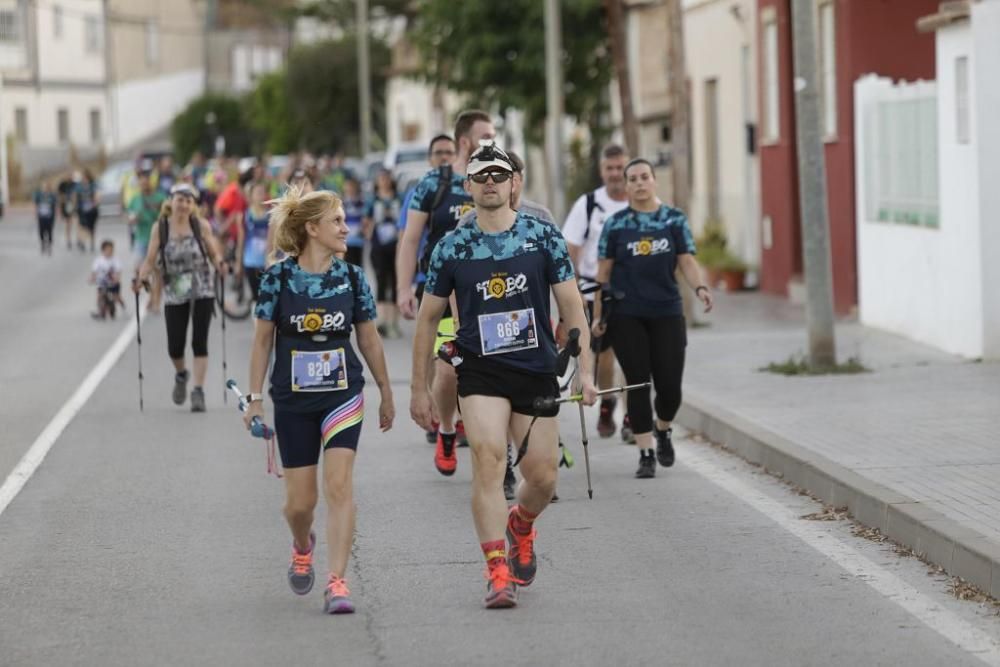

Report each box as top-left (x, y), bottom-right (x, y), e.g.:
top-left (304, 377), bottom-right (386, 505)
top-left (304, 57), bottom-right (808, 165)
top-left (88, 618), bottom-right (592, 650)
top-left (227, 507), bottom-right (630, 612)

top-left (665, 0), bottom-right (689, 212)
top-left (666, 0), bottom-right (697, 322)
top-left (356, 0), bottom-right (371, 156)
top-left (544, 0), bottom-right (566, 223)
top-left (604, 0), bottom-right (639, 157)
top-left (790, 0), bottom-right (836, 367)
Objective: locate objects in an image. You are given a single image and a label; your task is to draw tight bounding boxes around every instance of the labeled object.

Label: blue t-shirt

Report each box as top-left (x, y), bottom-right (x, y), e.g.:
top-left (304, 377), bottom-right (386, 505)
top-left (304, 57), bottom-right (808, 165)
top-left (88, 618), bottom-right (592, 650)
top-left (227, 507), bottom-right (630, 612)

top-left (408, 167), bottom-right (472, 271)
top-left (242, 208), bottom-right (270, 269)
top-left (342, 197), bottom-right (366, 248)
top-left (425, 212), bottom-right (575, 375)
top-left (76, 182), bottom-right (98, 214)
top-left (366, 195), bottom-right (401, 248)
top-left (598, 205), bottom-right (697, 318)
top-left (255, 258), bottom-right (377, 412)
top-left (34, 191), bottom-right (58, 218)
top-left (398, 187), bottom-right (428, 284)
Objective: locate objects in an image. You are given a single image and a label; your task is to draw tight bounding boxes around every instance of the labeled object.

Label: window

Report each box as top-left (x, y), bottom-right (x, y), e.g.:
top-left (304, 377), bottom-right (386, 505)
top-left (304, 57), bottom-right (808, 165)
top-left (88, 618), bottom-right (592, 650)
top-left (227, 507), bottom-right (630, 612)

top-left (53, 5), bottom-right (63, 38)
top-left (90, 109), bottom-right (101, 143)
top-left (0, 9), bottom-right (20, 43)
top-left (57, 108), bottom-right (69, 144)
top-left (145, 21), bottom-right (159, 65)
top-left (14, 107), bottom-right (28, 142)
top-left (956, 56), bottom-right (970, 144)
top-left (818, 1), bottom-right (837, 138)
top-left (84, 15), bottom-right (101, 53)
top-left (762, 11), bottom-right (780, 142)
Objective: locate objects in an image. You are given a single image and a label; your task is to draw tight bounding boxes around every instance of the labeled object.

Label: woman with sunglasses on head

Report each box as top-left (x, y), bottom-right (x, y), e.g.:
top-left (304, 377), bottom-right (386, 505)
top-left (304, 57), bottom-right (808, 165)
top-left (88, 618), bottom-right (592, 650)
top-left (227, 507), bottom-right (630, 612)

top-left (135, 183), bottom-right (226, 412)
top-left (244, 185), bottom-right (394, 615)
top-left (591, 159), bottom-right (713, 479)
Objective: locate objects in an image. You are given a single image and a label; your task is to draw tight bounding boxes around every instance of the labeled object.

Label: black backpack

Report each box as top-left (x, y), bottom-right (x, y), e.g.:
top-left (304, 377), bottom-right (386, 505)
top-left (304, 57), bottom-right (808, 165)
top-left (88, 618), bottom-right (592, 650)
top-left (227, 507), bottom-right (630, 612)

top-left (159, 214), bottom-right (209, 284)
top-left (581, 191), bottom-right (604, 242)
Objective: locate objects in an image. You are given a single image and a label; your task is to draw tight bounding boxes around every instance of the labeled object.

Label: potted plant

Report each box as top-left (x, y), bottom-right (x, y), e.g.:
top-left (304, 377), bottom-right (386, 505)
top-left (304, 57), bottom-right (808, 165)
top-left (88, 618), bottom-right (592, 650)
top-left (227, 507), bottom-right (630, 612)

top-left (696, 219), bottom-right (747, 291)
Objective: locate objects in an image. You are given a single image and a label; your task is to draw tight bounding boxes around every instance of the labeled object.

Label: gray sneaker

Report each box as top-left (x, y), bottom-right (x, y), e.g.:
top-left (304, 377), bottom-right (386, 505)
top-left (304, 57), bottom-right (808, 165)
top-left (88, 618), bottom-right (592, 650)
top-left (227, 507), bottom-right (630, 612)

top-left (172, 370), bottom-right (189, 405)
top-left (289, 531), bottom-right (316, 596)
top-left (190, 387), bottom-right (206, 413)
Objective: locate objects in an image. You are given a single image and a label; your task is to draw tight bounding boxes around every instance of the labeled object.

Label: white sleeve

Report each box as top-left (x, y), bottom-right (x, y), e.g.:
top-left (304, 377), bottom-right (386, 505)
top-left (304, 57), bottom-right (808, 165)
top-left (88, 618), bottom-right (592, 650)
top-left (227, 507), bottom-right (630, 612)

top-left (561, 195), bottom-right (588, 246)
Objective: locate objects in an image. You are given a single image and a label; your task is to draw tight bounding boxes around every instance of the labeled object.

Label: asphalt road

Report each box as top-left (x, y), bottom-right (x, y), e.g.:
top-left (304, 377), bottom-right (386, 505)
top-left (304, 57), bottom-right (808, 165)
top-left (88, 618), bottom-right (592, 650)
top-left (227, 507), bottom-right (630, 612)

top-left (1, 211), bottom-right (998, 666)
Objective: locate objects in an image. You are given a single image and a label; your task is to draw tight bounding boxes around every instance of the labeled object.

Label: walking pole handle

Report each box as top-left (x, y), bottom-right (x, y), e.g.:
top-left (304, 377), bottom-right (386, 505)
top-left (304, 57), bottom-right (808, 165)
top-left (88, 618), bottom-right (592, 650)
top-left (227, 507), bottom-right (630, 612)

top-left (226, 379), bottom-right (274, 439)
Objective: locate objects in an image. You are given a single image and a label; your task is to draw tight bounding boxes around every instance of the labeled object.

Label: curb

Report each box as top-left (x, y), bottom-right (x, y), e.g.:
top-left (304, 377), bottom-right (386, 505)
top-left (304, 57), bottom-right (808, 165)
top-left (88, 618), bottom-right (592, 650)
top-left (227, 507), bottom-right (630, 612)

top-left (676, 391), bottom-right (1000, 598)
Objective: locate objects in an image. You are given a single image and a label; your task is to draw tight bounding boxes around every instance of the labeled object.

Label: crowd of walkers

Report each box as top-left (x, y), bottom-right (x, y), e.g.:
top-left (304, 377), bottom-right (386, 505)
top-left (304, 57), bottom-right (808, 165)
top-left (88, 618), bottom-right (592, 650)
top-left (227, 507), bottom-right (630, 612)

top-left (44, 111), bottom-right (715, 615)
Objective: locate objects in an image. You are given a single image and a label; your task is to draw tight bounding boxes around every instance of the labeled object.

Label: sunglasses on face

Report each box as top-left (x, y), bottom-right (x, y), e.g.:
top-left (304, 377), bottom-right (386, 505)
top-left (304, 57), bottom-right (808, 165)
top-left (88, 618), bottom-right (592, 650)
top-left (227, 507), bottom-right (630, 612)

top-left (469, 170), bottom-right (512, 184)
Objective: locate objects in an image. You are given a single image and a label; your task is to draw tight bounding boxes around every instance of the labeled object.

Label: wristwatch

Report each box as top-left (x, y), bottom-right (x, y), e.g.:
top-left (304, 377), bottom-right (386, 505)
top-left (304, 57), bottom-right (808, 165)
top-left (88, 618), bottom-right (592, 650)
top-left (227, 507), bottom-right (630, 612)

top-left (247, 393), bottom-right (264, 403)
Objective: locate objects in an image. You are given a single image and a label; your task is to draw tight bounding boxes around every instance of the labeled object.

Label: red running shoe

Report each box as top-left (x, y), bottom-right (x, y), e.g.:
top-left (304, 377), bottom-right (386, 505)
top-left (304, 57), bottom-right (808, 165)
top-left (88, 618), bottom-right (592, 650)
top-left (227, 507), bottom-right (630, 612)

top-left (434, 431), bottom-right (457, 476)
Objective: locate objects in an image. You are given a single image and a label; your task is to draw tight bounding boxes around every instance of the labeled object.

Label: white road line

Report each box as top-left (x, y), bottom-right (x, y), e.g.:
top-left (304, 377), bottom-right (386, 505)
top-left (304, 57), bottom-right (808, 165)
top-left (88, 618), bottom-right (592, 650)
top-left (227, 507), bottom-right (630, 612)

top-left (0, 312), bottom-right (142, 517)
top-left (681, 442), bottom-right (1000, 666)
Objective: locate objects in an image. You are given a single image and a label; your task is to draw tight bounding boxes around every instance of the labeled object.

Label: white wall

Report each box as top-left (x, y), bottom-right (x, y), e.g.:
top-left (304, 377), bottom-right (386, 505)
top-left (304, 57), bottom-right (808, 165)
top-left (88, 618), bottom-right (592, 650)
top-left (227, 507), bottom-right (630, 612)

top-left (111, 68), bottom-right (204, 151)
top-left (35, 0), bottom-right (105, 82)
top-left (972, 0), bottom-right (1000, 358)
top-left (3, 87), bottom-right (107, 147)
top-left (684, 0), bottom-right (760, 268)
top-left (855, 36), bottom-right (985, 358)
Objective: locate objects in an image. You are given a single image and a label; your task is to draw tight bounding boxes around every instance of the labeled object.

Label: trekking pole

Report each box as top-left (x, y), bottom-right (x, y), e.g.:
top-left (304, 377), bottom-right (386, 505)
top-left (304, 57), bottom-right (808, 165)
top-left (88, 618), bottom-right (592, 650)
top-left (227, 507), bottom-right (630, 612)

top-left (133, 280), bottom-right (147, 412)
top-left (219, 272), bottom-right (228, 405)
top-left (227, 379), bottom-right (282, 478)
top-left (576, 386), bottom-right (593, 499)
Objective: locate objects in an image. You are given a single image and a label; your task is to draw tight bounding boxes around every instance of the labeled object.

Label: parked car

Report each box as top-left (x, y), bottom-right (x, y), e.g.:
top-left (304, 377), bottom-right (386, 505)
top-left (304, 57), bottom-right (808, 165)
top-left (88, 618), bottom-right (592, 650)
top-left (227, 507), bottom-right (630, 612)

top-left (97, 159), bottom-right (136, 218)
top-left (383, 142), bottom-right (428, 177)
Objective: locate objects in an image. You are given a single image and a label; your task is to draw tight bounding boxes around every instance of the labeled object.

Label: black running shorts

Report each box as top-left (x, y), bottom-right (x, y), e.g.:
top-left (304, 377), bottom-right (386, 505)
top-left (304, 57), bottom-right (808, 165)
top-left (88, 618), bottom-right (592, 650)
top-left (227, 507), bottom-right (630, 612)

top-left (455, 349), bottom-right (560, 417)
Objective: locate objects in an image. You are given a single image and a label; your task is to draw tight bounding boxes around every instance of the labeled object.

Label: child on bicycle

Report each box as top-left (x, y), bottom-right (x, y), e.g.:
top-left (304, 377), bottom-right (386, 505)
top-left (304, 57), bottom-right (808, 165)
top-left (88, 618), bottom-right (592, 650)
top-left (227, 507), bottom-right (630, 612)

top-left (90, 239), bottom-right (125, 319)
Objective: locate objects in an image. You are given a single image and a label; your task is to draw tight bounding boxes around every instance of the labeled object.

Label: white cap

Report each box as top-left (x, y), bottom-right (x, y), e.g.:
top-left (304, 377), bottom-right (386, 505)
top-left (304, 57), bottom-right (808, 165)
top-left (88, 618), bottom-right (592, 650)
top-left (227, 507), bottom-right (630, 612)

top-left (467, 141), bottom-right (515, 175)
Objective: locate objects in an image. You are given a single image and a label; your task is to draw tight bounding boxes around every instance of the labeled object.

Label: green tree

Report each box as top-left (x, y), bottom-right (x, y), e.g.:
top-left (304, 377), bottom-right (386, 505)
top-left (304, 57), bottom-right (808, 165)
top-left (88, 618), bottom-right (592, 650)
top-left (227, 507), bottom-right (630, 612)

top-left (171, 94), bottom-right (253, 163)
top-left (283, 36), bottom-right (390, 154)
top-left (408, 0), bottom-right (612, 149)
top-left (246, 70), bottom-right (301, 154)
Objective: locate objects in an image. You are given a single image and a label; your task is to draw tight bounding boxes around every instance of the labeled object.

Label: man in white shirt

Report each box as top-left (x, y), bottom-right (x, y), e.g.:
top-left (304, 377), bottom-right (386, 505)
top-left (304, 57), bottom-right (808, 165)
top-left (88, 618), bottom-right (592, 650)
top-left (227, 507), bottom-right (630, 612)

top-left (560, 144), bottom-right (632, 441)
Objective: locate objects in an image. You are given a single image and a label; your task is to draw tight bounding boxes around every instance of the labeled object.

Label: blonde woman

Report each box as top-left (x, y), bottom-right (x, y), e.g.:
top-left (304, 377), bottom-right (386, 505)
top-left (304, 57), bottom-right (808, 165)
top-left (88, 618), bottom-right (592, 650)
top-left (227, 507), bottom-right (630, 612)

top-left (244, 185), bottom-right (394, 614)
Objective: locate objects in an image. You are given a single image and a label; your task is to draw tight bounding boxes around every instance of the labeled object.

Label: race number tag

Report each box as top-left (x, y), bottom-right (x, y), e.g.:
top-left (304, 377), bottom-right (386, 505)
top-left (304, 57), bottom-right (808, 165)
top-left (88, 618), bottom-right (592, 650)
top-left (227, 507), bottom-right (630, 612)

top-left (291, 348), bottom-right (348, 392)
top-left (478, 308), bottom-right (539, 356)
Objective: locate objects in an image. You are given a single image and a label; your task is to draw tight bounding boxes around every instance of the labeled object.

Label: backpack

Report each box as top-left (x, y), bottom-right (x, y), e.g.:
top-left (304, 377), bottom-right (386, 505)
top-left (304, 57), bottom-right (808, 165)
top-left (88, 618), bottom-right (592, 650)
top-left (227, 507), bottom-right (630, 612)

top-left (581, 191), bottom-right (605, 242)
top-left (428, 164), bottom-right (453, 213)
top-left (159, 214), bottom-right (209, 284)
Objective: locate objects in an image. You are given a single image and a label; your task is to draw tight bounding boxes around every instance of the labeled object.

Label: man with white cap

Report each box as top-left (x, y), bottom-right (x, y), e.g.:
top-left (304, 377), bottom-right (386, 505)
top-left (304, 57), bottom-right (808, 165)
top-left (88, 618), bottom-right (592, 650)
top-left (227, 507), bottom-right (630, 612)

top-left (410, 141), bottom-right (597, 609)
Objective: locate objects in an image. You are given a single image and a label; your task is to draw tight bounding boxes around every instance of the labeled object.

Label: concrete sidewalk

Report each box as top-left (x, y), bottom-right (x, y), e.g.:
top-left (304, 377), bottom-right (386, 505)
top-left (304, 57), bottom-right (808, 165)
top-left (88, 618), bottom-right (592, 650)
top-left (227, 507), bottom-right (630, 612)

top-left (677, 291), bottom-right (1000, 596)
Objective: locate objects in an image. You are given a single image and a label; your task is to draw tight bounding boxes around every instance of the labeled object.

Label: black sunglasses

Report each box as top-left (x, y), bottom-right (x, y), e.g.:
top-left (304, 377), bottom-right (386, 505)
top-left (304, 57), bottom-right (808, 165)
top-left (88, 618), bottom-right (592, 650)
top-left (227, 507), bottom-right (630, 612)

top-left (469, 171), bottom-right (512, 184)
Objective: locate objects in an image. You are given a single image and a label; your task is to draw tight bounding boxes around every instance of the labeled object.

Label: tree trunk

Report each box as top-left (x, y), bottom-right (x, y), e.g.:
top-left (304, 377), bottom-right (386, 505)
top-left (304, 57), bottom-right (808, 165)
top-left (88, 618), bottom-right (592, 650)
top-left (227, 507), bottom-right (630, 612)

top-left (604, 0), bottom-right (640, 157)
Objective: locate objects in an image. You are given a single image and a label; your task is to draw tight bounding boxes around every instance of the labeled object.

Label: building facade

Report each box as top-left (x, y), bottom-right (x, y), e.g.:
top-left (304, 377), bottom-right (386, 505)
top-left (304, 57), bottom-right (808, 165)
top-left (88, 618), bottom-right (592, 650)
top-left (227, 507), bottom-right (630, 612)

top-left (684, 0), bottom-right (760, 272)
top-left (1, 0), bottom-right (108, 185)
top-left (756, 0), bottom-right (939, 314)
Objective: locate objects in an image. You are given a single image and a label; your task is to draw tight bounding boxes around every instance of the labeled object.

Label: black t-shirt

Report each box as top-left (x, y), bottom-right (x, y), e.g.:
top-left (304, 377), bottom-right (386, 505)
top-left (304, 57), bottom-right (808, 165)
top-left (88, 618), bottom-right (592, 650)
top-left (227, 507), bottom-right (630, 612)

top-left (425, 212), bottom-right (576, 375)
top-left (598, 205), bottom-right (697, 318)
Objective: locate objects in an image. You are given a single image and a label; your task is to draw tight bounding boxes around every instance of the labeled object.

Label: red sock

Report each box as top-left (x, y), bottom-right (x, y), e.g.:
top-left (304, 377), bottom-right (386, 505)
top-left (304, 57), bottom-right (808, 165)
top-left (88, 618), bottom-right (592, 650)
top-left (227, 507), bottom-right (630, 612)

top-left (481, 540), bottom-right (506, 569)
top-left (510, 505), bottom-right (538, 535)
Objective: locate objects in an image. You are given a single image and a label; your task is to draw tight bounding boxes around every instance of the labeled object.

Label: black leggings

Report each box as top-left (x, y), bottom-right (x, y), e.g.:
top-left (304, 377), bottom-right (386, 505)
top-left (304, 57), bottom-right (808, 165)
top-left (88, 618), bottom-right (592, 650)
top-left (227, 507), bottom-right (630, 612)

top-left (165, 298), bottom-right (214, 360)
top-left (371, 243), bottom-right (397, 303)
top-left (609, 314), bottom-right (686, 435)
top-left (38, 217), bottom-right (54, 245)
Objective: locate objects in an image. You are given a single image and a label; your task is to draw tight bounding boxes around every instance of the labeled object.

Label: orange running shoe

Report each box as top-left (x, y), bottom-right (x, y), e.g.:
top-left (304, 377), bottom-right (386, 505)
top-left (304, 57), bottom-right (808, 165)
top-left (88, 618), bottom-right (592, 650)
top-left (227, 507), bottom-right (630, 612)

top-left (287, 531), bottom-right (316, 595)
top-left (506, 507), bottom-right (537, 586)
top-left (434, 431), bottom-right (457, 476)
top-left (456, 419), bottom-right (469, 447)
top-left (323, 575), bottom-right (355, 614)
top-left (484, 563), bottom-right (520, 609)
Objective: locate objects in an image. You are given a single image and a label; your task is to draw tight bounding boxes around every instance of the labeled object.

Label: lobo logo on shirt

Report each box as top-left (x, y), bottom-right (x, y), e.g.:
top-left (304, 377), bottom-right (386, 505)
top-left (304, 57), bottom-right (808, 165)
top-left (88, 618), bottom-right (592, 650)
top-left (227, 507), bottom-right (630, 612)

top-left (626, 237), bottom-right (671, 257)
top-left (476, 272), bottom-right (529, 301)
top-left (290, 309), bottom-right (346, 333)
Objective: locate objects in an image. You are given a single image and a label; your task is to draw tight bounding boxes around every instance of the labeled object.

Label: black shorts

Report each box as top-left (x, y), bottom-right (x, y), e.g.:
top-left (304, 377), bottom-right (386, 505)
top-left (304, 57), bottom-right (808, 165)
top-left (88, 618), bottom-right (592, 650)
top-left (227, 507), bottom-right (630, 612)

top-left (455, 349), bottom-right (560, 417)
top-left (585, 301), bottom-right (614, 352)
top-left (273, 391), bottom-right (365, 468)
